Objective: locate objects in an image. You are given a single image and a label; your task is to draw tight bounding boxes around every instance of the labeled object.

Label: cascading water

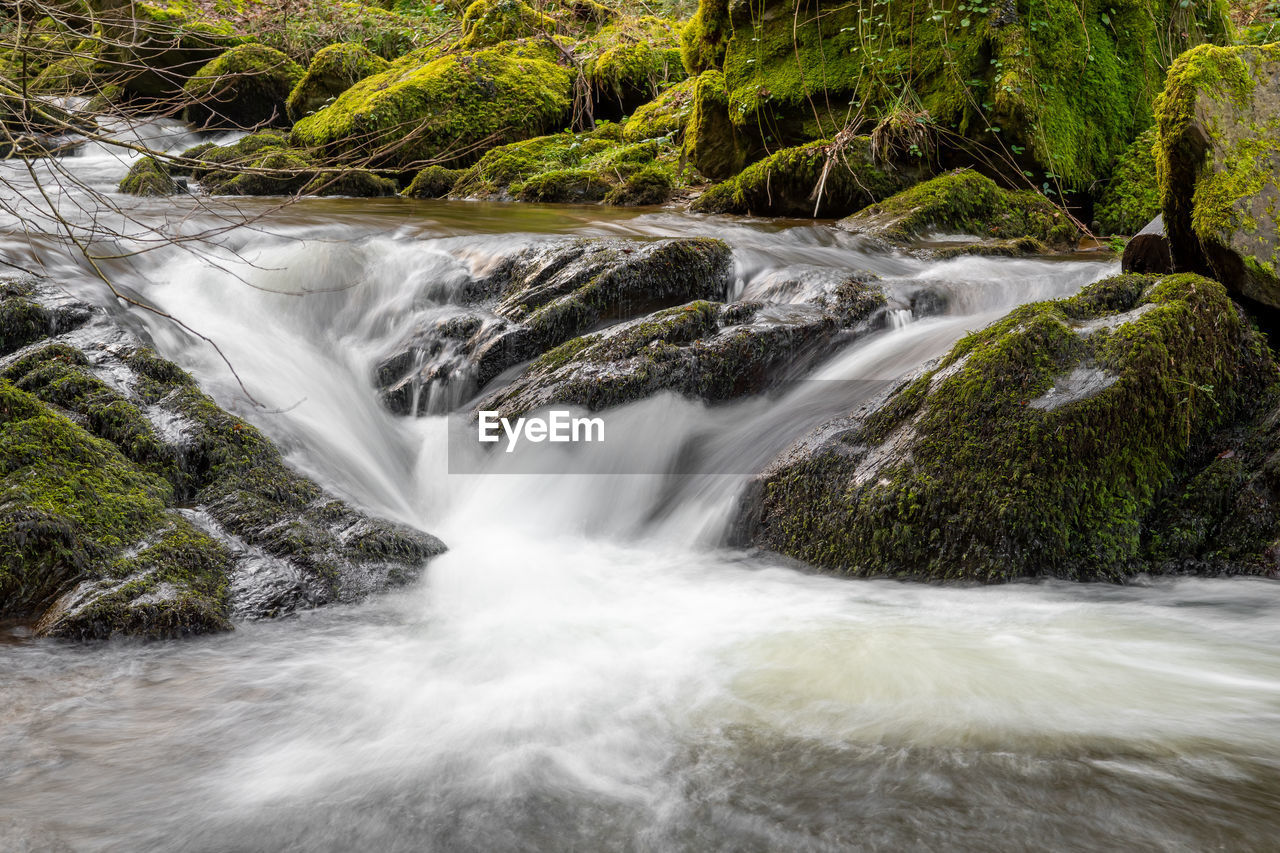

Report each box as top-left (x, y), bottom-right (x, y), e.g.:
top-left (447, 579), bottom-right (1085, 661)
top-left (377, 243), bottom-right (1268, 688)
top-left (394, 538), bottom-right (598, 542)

top-left (3, 121), bottom-right (1280, 853)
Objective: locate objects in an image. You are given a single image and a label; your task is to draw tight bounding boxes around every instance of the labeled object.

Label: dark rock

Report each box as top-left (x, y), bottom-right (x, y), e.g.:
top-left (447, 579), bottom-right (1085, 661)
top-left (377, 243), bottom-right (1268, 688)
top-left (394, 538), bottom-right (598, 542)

top-left (1121, 215), bottom-right (1172, 274)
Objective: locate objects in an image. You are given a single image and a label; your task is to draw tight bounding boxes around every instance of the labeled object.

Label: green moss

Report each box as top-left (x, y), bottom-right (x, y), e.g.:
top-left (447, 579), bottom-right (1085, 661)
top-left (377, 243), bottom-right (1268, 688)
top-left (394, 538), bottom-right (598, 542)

top-left (290, 40), bottom-right (573, 168)
top-left (692, 138), bottom-right (911, 218)
top-left (622, 77), bottom-right (696, 143)
top-left (119, 156), bottom-right (180, 197)
top-left (403, 164), bottom-right (465, 197)
top-left (679, 0), bottom-right (729, 74)
top-left (840, 169), bottom-right (1079, 248)
top-left (1095, 127), bottom-right (1160, 235)
top-left (1155, 42), bottom-right (1280, 299)
top-left (682, 69), bottom-right (749, 181)
top-left (756, 272), bottom-right (1276, 581)
top-left (454, 0), bottom-right (557, 49)
top-left (286, 43), bottom-right (390, 122)
top-left (302, 169), bottom-right (398, 196)
top-left (0, 379), bottom-right (172, 617)
top-left (684, 0), bottom-right (1230, 187)
top-left (187, 134), bottom-right (318, 195)
top-left (583, 16), bottom-right (686, 114)
top-left (516, 168), bottom-right (612, 202)
top-left (603, 162), bottom-right (675, 205)
top-left (182, 43), bottom-right (304, 128)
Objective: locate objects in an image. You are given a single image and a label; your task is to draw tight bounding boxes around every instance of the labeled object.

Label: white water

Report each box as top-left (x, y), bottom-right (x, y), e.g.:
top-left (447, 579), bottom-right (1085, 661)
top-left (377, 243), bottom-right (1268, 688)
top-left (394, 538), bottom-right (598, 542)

top-left (2, 122), bottom-right (1280, 852)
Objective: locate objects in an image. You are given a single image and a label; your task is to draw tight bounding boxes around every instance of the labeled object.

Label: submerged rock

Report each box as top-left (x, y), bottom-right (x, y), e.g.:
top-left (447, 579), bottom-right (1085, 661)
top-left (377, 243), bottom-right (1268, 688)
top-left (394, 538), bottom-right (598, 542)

top-left (744, 273), bottom-right (1277, 581)
top-left (838, 170), bottom-right (1079, 249)
top-left (1156, 43), bottom-right (1280, 308)
top-left (0, 278), bottom-right (445, 640)
top-left (182, 44), bottom-right (305, 130)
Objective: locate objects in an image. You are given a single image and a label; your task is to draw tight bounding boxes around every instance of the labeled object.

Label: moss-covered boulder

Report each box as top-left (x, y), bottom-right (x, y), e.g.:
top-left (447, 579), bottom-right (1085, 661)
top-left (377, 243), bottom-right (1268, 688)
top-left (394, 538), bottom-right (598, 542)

top-left (692, 139), bottom-right (916, 218)
top-left (182, 44), bottom-right (305, 129)
top-left (403, 165), bottom-right (465, 198)
top-left (286, 43), bottom-right (391, 123)
top-left (839, 170), bottom-right (1079, 248)
top-left (454, 0), bottom-right (558, 50)
top-left (1156, 43), bottom-right (1280, 308)
top-left (747, 273), bottom-right (1277, 581)
top-left (290, 40), bottom-right (573, 169)
top-left (376, 237), bottom-right (734, 414)
top-left (479, 279), bottom-right (886, 418)
top-left (583, 16), bottom-right (686, 118)
top-left (622, 77), bottom-right (696, 143)
top-left (93, 1), bottom-right (242, 102)
top-left (682, 69), bottom-right (748, 181)
top-left (302, 169), bottom-right (398, 197)
top-left (0, 278), bottom-right (446, 639)
top-left (449, 123), bottom-right (680, 204)
top-left (681, 0), bottom-right (1230, 187)
top-left (183, 132), bottom-right (318, 195)
top-left (1095, 128), bottom-right (1160, 235)
top-left (118, 156), bottom-right (181, 197)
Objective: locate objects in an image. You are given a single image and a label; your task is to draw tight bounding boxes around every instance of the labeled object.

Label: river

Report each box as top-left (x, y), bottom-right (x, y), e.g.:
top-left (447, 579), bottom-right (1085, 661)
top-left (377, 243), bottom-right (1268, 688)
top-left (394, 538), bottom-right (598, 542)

top-left (1, 120), bottom-right (1279, 852)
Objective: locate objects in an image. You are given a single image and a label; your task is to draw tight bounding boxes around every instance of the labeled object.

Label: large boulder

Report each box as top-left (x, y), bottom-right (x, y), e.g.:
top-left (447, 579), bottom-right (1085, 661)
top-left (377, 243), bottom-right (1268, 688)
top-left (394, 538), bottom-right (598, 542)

top-left (838, 169), bottom-right (1079, 249)
top-left (744, 273), bottom-right (1277, 581)
top-left (1156, 43), bottom-right (1280, 308)
top-left (682, 69), bottom-right (748, 180)
top-left (692, 138), bottom-right (916, 218)
top-left (290, 40), bottom-right (573, 169)
top-left (680, 0), bottom-right (1230, 188)
top-left (0, 278), bottom-right (445, 639)
top-left (285, 43), bottom-right (390, 123)
top-left (182, 44), bottom-right (305, 129)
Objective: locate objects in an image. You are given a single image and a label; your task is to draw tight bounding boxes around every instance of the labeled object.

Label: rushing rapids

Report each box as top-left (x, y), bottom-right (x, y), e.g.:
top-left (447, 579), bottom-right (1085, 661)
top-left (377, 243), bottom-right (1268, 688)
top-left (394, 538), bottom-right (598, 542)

top-left (2, 122), bottom-right (1280, 852)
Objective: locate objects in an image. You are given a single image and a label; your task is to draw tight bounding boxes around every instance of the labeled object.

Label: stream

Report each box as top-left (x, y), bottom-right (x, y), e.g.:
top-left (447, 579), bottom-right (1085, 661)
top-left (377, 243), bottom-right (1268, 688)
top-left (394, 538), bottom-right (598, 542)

top-left (2, 120), bottom-right (1279, 853)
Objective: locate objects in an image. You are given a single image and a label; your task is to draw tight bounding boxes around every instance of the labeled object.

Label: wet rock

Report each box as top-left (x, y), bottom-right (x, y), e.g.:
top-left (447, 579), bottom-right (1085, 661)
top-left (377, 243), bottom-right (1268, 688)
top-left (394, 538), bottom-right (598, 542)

top-left (744, 273), bottom-right (1277, 581)
top-left (0, 278), bottom-right (445, 640)
top-left (375, 237), bottom-right (733, 414)
top-left (477, 277), bottom-right (886, 418)
top-left (1156, 43), bottom-right (1280, 308)
top-left (1121, 215), bottom-right (1172, 274)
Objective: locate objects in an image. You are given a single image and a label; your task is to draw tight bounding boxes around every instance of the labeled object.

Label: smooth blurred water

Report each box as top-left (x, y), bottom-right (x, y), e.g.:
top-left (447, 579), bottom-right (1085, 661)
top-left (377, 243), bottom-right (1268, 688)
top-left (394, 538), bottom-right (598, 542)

top-left (1, 120), bottom-right (1279, 853)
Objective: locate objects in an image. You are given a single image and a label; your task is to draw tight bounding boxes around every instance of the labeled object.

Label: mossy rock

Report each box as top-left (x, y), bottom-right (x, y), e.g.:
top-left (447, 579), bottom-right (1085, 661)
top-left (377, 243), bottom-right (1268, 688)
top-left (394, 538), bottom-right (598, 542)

top-left (839, 169), bottom-right (1079, 248)
top-left (403, 165), bottom-right (465, 198)
top-left (454, 0), bottom-right (558, 50)
top-left (183, 44), bottom-right (305, 129)
top-left (682, 69), bottom-right (749, 181)
top-left (290, 40), bottom-right (573, 169)
top-left (683, 0), bottom-right (1231, 187)
top-left (185, 133), bottom-right (318, 195)
top-left (302, 169), bottom-right (398, 197)
top-left (93, 1), bottom-right (242, 101)
top-left (1155, 43), bottom-right (1280, 308)
top-left (450, 123), bottom-right (681, 204)
top-left (119, 156), bottom-right (181, 197)
top-left (1095, 127), bottom-right (1160, 236)
top-left (583, 16), bottom-right (686, 118)
top-left (286, 43), bottom-right (391, 123)
top-left (692, 138), bottom-right (914, 218)
top-left (749, 273), bottom-right (1278, 581)
top-left (622, 77), bottom-right (696, 143)
top-left (602, 162), bottom-right (675, 206)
